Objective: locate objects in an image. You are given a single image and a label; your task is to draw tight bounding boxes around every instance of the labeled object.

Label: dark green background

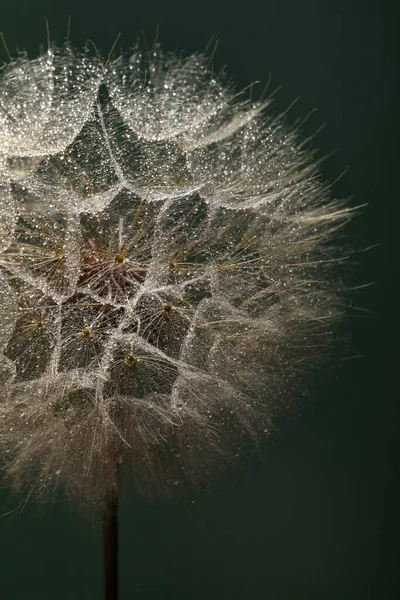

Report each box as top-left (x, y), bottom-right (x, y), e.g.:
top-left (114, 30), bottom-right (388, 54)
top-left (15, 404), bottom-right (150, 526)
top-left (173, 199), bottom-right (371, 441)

top-left (0, 1), bottom-right (397, 598)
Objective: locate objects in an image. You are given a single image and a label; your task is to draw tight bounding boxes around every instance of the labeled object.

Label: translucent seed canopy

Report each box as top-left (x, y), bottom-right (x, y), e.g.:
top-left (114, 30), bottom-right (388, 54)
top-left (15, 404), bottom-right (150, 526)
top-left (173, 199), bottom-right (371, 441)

top-left (0, 44), bottom-right (349, 505)
top-left (0, 47), bottom-right (102, 157)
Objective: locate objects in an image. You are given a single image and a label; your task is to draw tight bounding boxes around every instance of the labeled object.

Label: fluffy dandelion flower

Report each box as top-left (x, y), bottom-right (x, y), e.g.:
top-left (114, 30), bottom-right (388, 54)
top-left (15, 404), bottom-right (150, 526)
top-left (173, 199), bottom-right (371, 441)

top-left (0, 44), bottom-right (350, 506)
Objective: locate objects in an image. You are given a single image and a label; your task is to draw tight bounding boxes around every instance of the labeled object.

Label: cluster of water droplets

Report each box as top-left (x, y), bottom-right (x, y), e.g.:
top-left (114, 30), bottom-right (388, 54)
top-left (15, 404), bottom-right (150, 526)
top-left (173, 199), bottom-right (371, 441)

top-left (0, 45), bottom-right (349, 504)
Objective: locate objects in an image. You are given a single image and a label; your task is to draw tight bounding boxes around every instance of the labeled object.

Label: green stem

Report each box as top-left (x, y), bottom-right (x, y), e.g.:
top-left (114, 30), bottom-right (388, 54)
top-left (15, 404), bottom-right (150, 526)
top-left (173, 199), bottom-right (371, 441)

top-left (103, 482), bottom-right (119, 600)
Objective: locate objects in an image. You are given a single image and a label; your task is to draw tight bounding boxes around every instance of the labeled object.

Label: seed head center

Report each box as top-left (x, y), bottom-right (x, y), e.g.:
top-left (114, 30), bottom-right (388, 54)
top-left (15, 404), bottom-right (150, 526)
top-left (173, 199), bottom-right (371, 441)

top-left (81, 327), bottom-right (92, 338)
top-left (125, 353), bottom-right (138, 367)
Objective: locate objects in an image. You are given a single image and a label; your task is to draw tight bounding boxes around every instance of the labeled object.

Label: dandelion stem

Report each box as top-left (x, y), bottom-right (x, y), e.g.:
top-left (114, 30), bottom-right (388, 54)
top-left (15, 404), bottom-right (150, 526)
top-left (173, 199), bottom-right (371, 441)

top-left (103, 480), bottom-right (119, 600)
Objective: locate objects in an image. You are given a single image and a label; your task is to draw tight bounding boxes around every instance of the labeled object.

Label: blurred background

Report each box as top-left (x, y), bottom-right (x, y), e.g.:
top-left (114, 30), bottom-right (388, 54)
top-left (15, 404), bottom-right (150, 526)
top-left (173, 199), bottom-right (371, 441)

top-left (0, 1), bottom-right (397, 598)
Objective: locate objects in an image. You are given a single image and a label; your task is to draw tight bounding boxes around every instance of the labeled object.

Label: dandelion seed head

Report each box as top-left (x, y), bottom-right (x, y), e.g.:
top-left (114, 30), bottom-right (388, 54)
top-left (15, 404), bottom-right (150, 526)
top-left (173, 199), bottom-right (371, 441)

top-left (0, 43), bottom-right (350, 506)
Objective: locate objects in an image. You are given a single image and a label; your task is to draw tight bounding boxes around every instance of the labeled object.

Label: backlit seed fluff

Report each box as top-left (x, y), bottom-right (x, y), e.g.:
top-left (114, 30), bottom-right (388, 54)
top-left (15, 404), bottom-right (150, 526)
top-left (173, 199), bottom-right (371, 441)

top-left (0, 44), bottom-right (351, 506)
